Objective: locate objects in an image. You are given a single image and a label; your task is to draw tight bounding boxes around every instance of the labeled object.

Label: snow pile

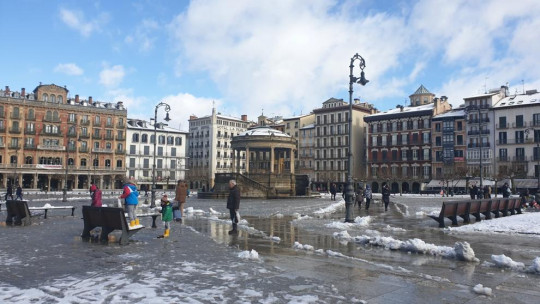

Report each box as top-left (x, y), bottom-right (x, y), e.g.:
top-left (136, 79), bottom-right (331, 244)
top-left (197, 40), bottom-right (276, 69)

top-left (268, 236), bottom-right (281, 242)
top-left (447, 212), bottom-right (540, 235)
top-left (184, 207), bottom-right (205, 214)
top-left (272, 213), bottom-right (284, 218)
top-left (238, 249), bottom-right (259, 260)
top-left (325, 216), bottom-right (372, 229)
top-left (313, 200), bottom-right (345, 215)
top-left (43, 203), bottom-right (52, 208)
top-left (354, 216), bottom-right (372, 226)
top-left (291, 213), bottom-right (311, 221)
top-left (383, 225), bottom-right (406, 232)
top-left (208, 208), bottom-right (221, 215)
top-left (529, 257), bottom-right (540, 273)
top-left (293, 242), bottom-right (315, 251)
top-left (490, 254), bottom-right (525, 271)
top-left (333, 232), bottom-right (479, 262)
top-left (472, 284), bottom-right (492, 296)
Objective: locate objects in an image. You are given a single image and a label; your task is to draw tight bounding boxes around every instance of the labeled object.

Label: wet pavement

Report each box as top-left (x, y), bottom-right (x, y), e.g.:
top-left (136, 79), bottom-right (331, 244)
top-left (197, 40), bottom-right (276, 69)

top-left (1, 192), bottom-right (539, 303)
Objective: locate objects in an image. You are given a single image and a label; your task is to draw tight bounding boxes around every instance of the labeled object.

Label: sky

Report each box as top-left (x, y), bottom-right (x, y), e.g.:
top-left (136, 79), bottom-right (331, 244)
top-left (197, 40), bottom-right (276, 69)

top-left (1, 0), bottom-right (540, 131)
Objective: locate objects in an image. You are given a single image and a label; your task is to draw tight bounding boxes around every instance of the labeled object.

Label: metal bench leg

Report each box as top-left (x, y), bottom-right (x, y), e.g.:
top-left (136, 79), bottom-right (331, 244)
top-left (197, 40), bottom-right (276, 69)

top-left (71, 208), bottom-right (75, 216)
top-left (449, 216), bottom-right (458, 226)
top-left (152, 215), bottom-right (158, 228)
top-left (44, 209), bottom-right (48, 219)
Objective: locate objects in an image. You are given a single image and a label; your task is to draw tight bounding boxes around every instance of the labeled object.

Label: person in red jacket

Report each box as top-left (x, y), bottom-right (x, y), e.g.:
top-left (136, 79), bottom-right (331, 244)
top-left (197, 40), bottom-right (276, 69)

top-left (91, 186), bottom-right (102, 207)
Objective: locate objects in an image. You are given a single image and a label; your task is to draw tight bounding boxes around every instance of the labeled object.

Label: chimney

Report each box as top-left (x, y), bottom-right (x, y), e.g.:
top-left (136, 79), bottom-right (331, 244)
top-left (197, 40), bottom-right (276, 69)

top-left (88, 96), bottom-right (93, 104)
top-left (75, 95), bottom-right (79, 103)
top-left (354, 98), bottom-right (360, 104)
top-left (21, 88), bottom-right (25, 97)
top-left (189, 115), bottom-right (198, 120)
top-left (241, 114), bottom-right (247, 121)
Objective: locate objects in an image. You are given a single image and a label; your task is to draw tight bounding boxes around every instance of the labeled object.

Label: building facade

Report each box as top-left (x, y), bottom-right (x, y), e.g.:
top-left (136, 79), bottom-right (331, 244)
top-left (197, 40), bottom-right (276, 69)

top-left (431, 109), bottom-right (467, 184)
top-left (125, 118), bottom-right (188, 191)
top-left (364, 85), bottom-right (451, 193)
top-left (313, 98), bottom-right (375, 191)
top-left (493, 89), bottom-right (540, 184)
top-left (187, 108), bottom-right (250, 191)
top-left (0, 84), bottom-right (127, 190)
top-left (464, 86), bottom-right (508, 181)
top-left (282, 114), bottom-right (315, 180)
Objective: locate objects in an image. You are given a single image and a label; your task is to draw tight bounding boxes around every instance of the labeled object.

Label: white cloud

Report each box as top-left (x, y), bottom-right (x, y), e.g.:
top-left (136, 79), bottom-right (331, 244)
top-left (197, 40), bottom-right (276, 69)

top-left (54, 63), bottom-right (84, 76)
top-left (162, 93), bottom-right (220, 131)
top-left (59, 8), bottom-right (109, 37)
top-left (125, 19), bottom-right (160, 52)
top-left (99, 65), bottom-right (126, 87)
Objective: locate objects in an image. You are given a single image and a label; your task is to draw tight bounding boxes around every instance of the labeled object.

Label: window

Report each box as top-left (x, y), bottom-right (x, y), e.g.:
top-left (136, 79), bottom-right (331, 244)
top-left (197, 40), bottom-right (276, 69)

top-left (515, 131), bottom-right (524, 144)
top-left (95, 115), bottom-right (101, 125)
top-left (144, 146), bottom-right (150, 155)
top-left (42, 93), bottom-right (48, 102)
top-left (68, 113), bottom-right (76, 123)
top-left (132, 133), bottom-right (139, 142)
top-left (499, 149), bottom-right (508, 161)
top-left (498, 132), bottom-right (507, 144)
top-left (175, 137), bottom-right (182, 145)
top-left (516, 148), bottom-right (525, 161)
top-left (158, 147), bottom-right (163, 156)
top-left (141, 134), bottom-right (148, 143)
top-left (534, 114), bottom-right (540, 127)
top-left (499, 116), bottom-right (507, 128)
top-left (516, 115), bottom-right (524, 128)
top-left (106, 117), bottom-right (112, 126)
top-left (167, 136), bottom-right (174, 145)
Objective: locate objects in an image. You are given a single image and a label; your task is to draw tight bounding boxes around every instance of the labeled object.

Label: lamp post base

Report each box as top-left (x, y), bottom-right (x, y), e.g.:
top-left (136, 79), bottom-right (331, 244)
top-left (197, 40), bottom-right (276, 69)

top-left (150, 189), bottom-right (156, 208)
top-left (62, 189), bottom-right (68, 202)
top-left (344, 179), bottom-right (355, 223)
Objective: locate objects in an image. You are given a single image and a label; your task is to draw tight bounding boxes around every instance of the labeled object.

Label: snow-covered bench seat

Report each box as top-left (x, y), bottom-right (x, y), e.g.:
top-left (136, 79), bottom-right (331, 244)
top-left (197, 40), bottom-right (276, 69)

top-left (81, 206), bottom-right (144, 245)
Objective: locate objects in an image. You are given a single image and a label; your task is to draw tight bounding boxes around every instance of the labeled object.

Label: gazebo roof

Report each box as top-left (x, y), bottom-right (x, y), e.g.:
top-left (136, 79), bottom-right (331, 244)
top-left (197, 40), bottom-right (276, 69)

top-left (237, 126), bottom-right (291, 138)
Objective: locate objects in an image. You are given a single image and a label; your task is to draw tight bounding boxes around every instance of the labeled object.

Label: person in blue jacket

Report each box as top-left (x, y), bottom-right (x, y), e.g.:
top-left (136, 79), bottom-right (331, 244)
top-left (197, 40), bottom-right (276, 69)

top-left (119, 178), bottom-right (140, 227)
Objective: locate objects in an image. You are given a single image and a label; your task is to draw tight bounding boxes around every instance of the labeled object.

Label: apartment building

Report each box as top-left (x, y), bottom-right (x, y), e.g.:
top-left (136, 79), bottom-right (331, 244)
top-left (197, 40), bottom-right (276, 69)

top-left (0, 84), bottom-right (127, 190)
top-left (313, 97), bottom-right (375, 191)
top-left (464, 86), bottom-right (508, 181)
top-left (126, 118), bottom-right (188, 191)
top-left (187, 107), bottom-right (250, 191)
top-left (282, 114), bottom-right (315, 175)
top-left (493, 89), bottom-right (540, 183)
top-left (364, 85), bottom-right (451, 193)
top-left (431, 109), bottom-right (467, 181)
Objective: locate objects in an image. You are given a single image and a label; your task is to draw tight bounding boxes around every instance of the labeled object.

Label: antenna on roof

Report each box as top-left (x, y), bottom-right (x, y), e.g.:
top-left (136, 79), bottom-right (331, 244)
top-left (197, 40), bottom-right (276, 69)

top-left (522, 79), bottom-right (525, 94)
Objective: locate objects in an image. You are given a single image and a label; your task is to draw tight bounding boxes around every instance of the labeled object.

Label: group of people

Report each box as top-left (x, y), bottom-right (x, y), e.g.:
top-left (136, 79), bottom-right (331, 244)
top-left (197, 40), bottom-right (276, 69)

top-left (468, 184), bottom-right (494, 200)
top-left (354, 183), bottom-right (391, 211)
top-left (4, 184), bottom-right (23, 201)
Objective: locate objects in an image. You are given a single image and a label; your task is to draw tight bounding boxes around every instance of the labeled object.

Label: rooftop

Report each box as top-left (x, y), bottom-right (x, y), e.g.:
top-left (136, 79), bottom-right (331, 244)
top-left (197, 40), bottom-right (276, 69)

top-left (493, 90), bottom-right (540, 109)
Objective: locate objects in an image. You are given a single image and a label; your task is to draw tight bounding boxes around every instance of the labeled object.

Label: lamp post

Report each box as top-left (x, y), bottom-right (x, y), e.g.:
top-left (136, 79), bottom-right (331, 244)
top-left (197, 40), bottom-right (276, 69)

top-left (151, 102), bottom-right (171, 208)
top-left (524, 128), bottom-right (540, 194)
top-left (62, 126), bottom-right (75, 202)
top-left (345, 53), bottom-right (369, 222)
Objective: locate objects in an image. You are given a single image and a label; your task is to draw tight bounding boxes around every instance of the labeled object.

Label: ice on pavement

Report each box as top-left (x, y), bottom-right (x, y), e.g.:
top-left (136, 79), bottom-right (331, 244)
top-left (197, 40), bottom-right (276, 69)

top-left (238, 249), bottom-right (260, 260)
top-left (473, 284), bottom-right (492, 296)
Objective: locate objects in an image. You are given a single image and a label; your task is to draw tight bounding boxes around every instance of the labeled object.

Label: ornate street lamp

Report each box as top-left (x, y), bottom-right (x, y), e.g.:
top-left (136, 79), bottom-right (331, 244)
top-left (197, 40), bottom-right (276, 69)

top-left (151, 102), bottom-right (171, 208)
top-left (345, 53), bottom-right (369, 222)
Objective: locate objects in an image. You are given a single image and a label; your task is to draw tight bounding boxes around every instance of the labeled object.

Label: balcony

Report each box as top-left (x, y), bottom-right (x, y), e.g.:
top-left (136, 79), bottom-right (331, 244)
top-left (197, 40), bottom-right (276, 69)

top-left (79, 147), bottom-right (89, 153)
top-left (513, 156), bottom-right (527, 162)
top-left (10, 113), bottom-right (20, 119)
top-left (115, 149), bottom-right (125, 154)
top-left (116, 135), bottom-right (125, 141)
top-left (0, 142), bottom-right (4, 148)
top-left (512, 122), bottom-right (527, 128)
top-left (40, 130), bottom-right (62, 137)
top-left (24, 144), bottom-right (36, 150)
top-left (117, 122), bottom-right (125, 128)
top-left (26, 115), bottom-right (36, 121)
top-left (92, 134), bottom-right (102, 140)
top-left (24, 129), bottom-right (36, 135)
top-left (42, 117), bottom-right (61, 123)
top-left (8, 144), bottom-right (20, 149)
top-left (79, 134), bottom-right (90, 139)
top-left (104, 134), bottom-right (114, 140)
top-left (67, 132), bottom-right (78, 138)
top-left (467, 143), bottom-right (491, 148)
top-left (37, 145), bottom-right (65, 151)
top-left (0, 126), bottom-right (5, 133)
top-left (0, 111), bottom-right (4, 118)
top-left (496, 123), bottom-right (508, 129)
top-left (67, 119), bottom-right (77, 124)
top-left (80, 120), bottom-right (90, 126)
top-left (92, 147), bottom-right (113, 153)
top-left (9, 127), bottom-right (21, 134)
top-left (105, 123), bottom-right (114, 128)
top-left (497, 156), bottom-right (509, 162)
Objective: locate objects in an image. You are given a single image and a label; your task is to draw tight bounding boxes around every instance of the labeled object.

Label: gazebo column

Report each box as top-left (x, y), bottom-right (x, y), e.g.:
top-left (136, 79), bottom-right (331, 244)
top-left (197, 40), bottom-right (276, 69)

top-left (232, 148), bottom-right (236, 173)
top-left (245, 147), bottom-right (250, 174)
top-left (270, 147), bottom-right (275, 173)
top-left (290, 148), bottom-right (295, 174)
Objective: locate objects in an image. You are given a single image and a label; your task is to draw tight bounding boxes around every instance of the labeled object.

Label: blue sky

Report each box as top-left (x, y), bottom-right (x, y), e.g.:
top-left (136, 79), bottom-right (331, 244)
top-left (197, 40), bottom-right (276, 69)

top-left (1, 0), bottom-right (540, 131)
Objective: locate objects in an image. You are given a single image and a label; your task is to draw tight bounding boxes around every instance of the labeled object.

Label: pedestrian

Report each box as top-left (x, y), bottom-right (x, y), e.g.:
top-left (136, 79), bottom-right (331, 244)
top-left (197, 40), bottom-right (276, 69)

top-left (355, 186), bottom-right (364, 209)
top-left (472, 184), bottom-right (479, 200)
top-left (330, 183), bottom-right (337, 201)
top-left (502, 182), bottom-right (511, 198)
top-left (364, 185), bottom-right (372, 210)
top-left (174, 180), bottom-right (188, 222)
top-left (158, 195), bottom-right (173, 238)
top-left (382, 183), bottom-right (391, 211)
top-left (89, 181), bottom-right (97, 198)
top-left (342, 185), bottom-right (347, 198)
top-left (469, 184), bottom-right (475, 200)
top-left (119, 178), bottom-right (140, 227)
top-left (226, 179), bottom-right (240, 235)
top-left (91, 185), bottom-right (102, 207)
top-left (520, 189), bottom-right (529, 208)
top-left (5, 184), bottom-right (13, 200)
top-left (16, 185), bottom-right (23, 200)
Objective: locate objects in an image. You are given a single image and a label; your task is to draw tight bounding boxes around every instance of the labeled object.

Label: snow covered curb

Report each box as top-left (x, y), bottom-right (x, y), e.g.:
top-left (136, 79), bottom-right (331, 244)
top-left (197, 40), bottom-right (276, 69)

top-left (333, 231), bottom-right (479, 262)
top-left (313, 200), bottom-right (344, 216)
top-left (482, 255), bottom-right (540, 274)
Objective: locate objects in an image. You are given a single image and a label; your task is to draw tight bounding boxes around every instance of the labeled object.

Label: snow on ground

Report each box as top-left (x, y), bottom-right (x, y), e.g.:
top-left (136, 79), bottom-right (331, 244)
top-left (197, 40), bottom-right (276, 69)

top-left (446, 212), bottom-right (540, 236)
top-left (325, 216), bottom-right (372, 229)
top-left (238, 249), bottom-right (260, 260)
top-left (480, 254), bottom-right (540, 274)
top-left (473, 284), bottom-right (492, 296)
top-left (313, 199), bottom-right (345, 216)
top-left (333, 231), bottom-right (479, 262)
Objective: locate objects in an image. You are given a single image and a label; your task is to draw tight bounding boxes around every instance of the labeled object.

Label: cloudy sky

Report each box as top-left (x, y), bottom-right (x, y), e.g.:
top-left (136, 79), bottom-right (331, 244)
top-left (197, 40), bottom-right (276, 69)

top-left (1, 0), bottom-right (540, 131)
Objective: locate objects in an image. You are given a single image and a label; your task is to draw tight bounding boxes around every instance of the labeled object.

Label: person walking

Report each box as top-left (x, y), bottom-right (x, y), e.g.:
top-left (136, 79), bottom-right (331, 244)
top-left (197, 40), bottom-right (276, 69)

top-left (91, 185), bottom-right (102, 207)
top-left (119, 178), bottom-right (140, 227)
top-left (5, 184), bottom-right (13, 201)
top-left (502, 182), bottom-right (511, 198)
top-left (355, 186), bottom-right (364, 209)
top-left (158, 195), bottom-right (173, 238)
top-left (15, 185), bottom-right (23, 200)
top-left (382, 183), bottom-right (391, 212)
top-left (364, 185), bottom-right (372, 210)
top-left (226, 179), bottom-right (240, 235)
top-left (89, 181), bottom-right (97, 198)
top-left (469, 184), bottom-right (475, 200)
top-left (174, 180), bottom-right (188, 222)
top-left (472, 184), bottom-right (479, 200)
top-left (330, 183), bottom-right (337, 201)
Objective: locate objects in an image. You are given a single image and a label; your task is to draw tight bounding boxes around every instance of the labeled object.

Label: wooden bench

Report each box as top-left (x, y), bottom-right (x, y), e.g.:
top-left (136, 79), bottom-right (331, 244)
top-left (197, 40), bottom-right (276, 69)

top-left (28, 206), bottom-right (76, 219)
top-left (430, 198), bottom-right (522, 228)
top-left (81, 206), bottom-right (144, 245)
top-left (5, 200), bottom-right (32, 226)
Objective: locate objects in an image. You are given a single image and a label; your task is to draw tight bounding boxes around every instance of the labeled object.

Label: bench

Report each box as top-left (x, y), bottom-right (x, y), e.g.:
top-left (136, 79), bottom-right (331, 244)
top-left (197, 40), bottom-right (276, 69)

top-left (430, 198), bottom-right (522, 228)
top-left (28, 206), bottom-right (76, 219)
top-left (81, 206), bottom-right (144, 245)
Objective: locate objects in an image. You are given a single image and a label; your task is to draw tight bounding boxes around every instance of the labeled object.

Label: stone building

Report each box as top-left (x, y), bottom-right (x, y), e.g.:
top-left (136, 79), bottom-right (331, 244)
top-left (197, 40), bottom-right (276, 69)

top-left (187, 107), bottom-right (250, 191)
top-left (0, 84), bottom-right (127, 190)
top-left (282, 114), bottom-right (315, 182)
top-left (125, 118), bottom-right (188, 192)
top-left (313, 97), bottom-right (375, 191)
top-left (364, 85), bottom-right (451, 193)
